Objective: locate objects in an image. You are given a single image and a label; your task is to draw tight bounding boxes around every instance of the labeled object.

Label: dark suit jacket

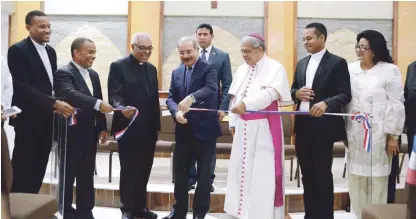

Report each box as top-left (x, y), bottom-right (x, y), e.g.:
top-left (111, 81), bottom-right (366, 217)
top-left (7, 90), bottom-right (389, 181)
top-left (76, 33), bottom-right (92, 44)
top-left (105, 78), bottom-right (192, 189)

top-left (108, 54), bottom-right (160, 141)
top-left (53, 62), bottom-right (107, 134)
top-left (206, 46), bottom-right (232, 111)
top-left (7, 37), bottom-right (57, 127)
top-left (405, 61), bottom-right (416, 143)
top-left (291, 50), bottom-right (352, 142)
top-left (166, 58), bottom-right (221, 141)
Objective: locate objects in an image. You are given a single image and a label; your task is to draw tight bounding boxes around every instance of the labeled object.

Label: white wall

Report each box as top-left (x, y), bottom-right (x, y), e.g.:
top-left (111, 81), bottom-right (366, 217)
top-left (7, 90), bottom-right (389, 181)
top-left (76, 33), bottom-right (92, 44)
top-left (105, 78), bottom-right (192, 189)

top-left (44, 0), bottom-right (128, 15)
top-left (298, 1), bottom-right (393, 19)
top-left (164, 1), bottom-right (264, 17)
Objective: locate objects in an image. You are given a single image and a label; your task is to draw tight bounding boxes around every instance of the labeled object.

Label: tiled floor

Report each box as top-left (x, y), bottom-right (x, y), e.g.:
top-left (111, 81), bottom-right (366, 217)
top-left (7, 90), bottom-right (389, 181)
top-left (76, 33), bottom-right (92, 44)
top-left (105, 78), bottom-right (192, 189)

top-left (85, 206), bottom-right (355, 219)
top-left (43, 152), bottom-right (408, 195)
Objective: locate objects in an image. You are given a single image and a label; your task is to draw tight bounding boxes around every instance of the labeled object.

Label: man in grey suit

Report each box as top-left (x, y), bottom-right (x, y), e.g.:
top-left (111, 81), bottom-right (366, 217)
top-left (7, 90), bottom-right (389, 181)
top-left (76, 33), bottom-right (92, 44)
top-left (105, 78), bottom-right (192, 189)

top-left (187, 23), bottom-right (232, 192)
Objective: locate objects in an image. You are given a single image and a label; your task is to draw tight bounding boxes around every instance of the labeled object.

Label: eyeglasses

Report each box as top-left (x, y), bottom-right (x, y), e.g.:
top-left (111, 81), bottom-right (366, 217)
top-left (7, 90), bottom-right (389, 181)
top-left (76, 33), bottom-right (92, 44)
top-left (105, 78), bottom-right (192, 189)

top-left (355, 44), bottom-right (370, 52)
top-left (133, 44), bottom-right (153, 52)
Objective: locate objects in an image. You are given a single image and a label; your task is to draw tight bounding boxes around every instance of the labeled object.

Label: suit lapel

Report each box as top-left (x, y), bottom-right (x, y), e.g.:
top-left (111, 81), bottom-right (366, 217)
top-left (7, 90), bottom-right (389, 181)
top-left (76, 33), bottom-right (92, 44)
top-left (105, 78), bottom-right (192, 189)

top-left (178, 65), bottom-right (186, 98)
top-left (69, 62), bottom-right (92, 96)
top-left (26, 37), bottom-right (52, 88)
top-left (208, 47), bottom-right (216, 62)
top-left (299, 56), bottom-right (310, 87)
top-left (187, 59), bottom-right (202, 94)
top-left (312, 51), bottom-right (330, 87)
top-left (45, 45), bottom-right (56, 72)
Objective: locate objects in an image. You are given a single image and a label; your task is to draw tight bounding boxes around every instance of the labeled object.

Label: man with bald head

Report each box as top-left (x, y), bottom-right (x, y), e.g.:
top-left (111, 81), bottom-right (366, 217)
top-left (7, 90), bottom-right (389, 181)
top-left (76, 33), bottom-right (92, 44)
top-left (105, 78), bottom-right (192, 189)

top-left (164, 36), bottom-right (220, 219)
top-left (224, 33), bottom-right (292, 219)
top-left (108, 32), bottom-right (160, 219)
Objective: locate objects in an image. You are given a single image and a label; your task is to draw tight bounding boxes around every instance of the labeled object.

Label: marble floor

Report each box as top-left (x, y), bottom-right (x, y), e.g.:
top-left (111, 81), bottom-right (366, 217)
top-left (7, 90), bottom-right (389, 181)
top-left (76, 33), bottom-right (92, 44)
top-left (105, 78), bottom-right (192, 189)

top-left (43, 152), bottom-right (408, 195)
top-left (80, 206), bottom-right (356, 219)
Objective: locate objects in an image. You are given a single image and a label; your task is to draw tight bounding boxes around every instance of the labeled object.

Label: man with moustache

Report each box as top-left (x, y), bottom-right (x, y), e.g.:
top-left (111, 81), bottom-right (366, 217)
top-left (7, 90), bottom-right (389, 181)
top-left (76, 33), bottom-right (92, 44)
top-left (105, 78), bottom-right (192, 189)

top-left (186, 23), bottom-right (232, 192)
top-left (7, 10), bottom-right (74, 194)
top-left (291, 22), bottom-right (351, 219)
top-left (164, 36), bottom-right (220, 219)
top-left (108, 33), bottom-right (160, 219)
top-left (54, 38), bottom-right (113, 219)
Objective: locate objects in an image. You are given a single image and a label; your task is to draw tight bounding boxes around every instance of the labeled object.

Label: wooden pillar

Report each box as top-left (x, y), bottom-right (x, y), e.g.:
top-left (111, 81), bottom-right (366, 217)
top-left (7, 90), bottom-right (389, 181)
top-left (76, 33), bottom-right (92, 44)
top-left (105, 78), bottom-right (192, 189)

top-left (394, 1), bottom-right (416, 83)
top-left (264, 1), bottom-right (297, 85)
top-left (9, 1), bottom-right (42, 46)
top-left (128, 1), bottom-right (164, 89)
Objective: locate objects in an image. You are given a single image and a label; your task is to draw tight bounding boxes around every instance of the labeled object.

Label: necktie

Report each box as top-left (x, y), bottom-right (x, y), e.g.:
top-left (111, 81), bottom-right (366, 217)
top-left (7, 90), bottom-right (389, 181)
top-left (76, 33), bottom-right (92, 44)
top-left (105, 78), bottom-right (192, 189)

top-left (185, 67), bottom-right (193, 91)
top-left (201, 49), bottom-right (207, 61)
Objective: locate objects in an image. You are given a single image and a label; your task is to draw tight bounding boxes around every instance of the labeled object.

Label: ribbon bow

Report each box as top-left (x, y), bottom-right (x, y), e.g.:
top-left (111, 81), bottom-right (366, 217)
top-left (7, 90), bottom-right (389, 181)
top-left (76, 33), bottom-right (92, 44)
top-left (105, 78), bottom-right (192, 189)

top-left (351, 112), bottom-right (372, 152)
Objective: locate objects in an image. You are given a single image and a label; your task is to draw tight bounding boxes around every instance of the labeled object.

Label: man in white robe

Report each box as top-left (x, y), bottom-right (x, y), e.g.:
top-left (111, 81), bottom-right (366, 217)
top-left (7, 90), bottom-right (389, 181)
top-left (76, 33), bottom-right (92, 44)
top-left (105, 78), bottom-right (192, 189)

top-left (224, 33), bottom-right (292, 219)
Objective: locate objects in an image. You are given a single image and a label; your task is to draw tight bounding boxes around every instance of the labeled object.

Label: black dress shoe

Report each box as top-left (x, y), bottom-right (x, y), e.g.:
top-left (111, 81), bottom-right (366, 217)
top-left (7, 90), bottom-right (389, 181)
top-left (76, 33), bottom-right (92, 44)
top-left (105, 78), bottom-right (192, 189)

top-left (193, 216), bottom-right (204, 219)
top-left (210, 185), bottom-right (214, 192)
top-left (162, 211), bottom-right (186, 219)
top-left (122, 212), bottom-right (134, 219)
top-left (135, 208), bottom-right (158, 219)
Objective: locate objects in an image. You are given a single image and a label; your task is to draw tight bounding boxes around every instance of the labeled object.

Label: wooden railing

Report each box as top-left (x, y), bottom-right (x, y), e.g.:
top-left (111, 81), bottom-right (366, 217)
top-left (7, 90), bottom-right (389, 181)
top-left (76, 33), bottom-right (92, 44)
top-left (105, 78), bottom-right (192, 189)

top-left (159, 91), bottom-right (169, 98)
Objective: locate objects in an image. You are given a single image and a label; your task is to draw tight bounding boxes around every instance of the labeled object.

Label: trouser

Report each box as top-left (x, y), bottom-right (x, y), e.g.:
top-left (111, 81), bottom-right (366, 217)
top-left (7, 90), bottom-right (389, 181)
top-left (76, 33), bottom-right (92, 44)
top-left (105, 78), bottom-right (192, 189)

top-left (348, 173), bottom-right (388, 219)
top-left (11, 117), bottom-right (53, 194)
top-left (188, 149), bottom-right (216, 186)
top-left (173, 126), bottom-right (215, 218)
top-left (295, 117), bottom-right (335, 219)
top-left (118, 134), bottom-right (156, 216)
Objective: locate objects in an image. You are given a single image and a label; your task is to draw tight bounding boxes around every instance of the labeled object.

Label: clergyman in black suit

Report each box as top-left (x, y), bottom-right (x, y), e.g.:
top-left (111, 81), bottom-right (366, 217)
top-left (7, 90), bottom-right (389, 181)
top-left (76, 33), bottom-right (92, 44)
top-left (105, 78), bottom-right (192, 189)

top-left (108, 32), bottom-right (160, 219)
top-left (187, 23), bottom-right (232, 191)
top-left (54, 38), bottom-right (113, 219)
top-left (7, 10), bottom-right (74, 194)
top-left (291, 23), bottom-right (351, 219)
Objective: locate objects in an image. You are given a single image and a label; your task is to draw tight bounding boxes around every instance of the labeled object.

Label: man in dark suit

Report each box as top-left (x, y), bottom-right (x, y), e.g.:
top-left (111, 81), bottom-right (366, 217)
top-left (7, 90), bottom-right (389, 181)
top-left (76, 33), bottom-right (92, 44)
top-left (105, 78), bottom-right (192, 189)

top-left (405, 61), bottom-right (416, 156)
top-left (291, 23), bottom-right (351, 219)
top-left (108, 32), bottom-right (160, 219)
top-left (7, 10), bottom-right (74, 194)
top-left (54, 38), bottom-right (113, 219)
top-left (187, 23), bottom-right (232, 191)
top-left (164, 36), bottom-right (221, 219)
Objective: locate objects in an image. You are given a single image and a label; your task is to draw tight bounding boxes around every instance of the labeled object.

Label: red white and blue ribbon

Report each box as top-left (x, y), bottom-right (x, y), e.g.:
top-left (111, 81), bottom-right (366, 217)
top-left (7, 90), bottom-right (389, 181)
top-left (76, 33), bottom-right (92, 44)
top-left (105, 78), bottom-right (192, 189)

top-left (114, 108), bottom-right (139, 140)
top-left (68, 110), bottom-right (78, 126)
top-left (188, 108), bottom-right (373, 152)
top-left (351, 112), bottom-right (372, 152)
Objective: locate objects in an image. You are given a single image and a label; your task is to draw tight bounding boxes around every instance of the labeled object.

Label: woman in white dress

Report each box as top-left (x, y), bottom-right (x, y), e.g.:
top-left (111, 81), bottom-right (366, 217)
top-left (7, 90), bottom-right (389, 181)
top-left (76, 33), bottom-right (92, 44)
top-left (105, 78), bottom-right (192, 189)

top-left (346, 30), bottom-right (405, 219)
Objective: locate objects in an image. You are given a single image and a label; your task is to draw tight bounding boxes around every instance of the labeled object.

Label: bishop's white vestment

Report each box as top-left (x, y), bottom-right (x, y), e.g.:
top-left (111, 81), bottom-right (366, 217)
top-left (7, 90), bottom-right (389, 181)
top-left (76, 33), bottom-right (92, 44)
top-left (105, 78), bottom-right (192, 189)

top-left (224, 55), bottom-right (292, 219)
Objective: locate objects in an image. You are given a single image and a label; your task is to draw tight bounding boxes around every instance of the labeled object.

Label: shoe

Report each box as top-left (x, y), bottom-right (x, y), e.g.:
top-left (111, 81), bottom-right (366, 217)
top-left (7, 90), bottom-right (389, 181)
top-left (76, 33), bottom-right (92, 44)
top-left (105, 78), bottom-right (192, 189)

top-left (193, 217), bottom-right (204, 219)
top-left (122, 212), bottom-right (134, 219)
top-left (210, 185), bottom-right (215, 193)
top-left (135, 208), bottom-right (158, 219)
top-left (162, 211), bottom-right (186, 219)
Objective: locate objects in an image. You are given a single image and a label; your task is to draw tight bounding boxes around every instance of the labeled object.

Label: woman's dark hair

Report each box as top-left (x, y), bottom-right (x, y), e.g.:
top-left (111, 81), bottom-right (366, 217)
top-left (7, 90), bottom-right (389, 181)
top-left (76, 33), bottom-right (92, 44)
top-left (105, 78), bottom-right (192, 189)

top-left (357, 30), bottom-right (393, 64)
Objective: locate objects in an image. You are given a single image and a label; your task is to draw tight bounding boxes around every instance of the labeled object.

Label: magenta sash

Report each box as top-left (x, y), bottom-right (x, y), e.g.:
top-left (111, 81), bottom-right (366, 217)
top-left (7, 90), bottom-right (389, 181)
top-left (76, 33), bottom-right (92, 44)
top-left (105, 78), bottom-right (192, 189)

top-left (240, 101), bottom-right (283, 207)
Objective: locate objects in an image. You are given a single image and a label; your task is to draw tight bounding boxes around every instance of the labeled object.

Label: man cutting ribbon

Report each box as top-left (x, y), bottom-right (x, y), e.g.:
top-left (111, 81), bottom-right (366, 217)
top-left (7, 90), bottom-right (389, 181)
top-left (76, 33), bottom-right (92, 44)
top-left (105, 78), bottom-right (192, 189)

top-left (223, 33), bottom-right (292, 219)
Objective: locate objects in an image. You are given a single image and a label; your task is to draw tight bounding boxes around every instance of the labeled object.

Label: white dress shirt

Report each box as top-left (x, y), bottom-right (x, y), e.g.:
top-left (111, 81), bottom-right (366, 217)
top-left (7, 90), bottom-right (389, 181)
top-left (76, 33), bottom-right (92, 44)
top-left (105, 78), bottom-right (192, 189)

top-left (199, 44), bottom-right (212, 61)
top-left (299, 48), bottom-right (327, 111)
top-left (1, 56), bottom-right (13, 109)
top-left (30, 38), bottom-right (53, 88)
top-left (72, 61), bottom-right (101, 111)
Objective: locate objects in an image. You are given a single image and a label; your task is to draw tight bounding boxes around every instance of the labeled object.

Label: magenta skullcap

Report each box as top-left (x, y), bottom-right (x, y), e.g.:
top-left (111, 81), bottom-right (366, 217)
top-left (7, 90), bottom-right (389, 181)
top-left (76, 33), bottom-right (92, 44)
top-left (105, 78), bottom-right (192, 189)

top-left (248, 33), bottom-right (265, 42)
